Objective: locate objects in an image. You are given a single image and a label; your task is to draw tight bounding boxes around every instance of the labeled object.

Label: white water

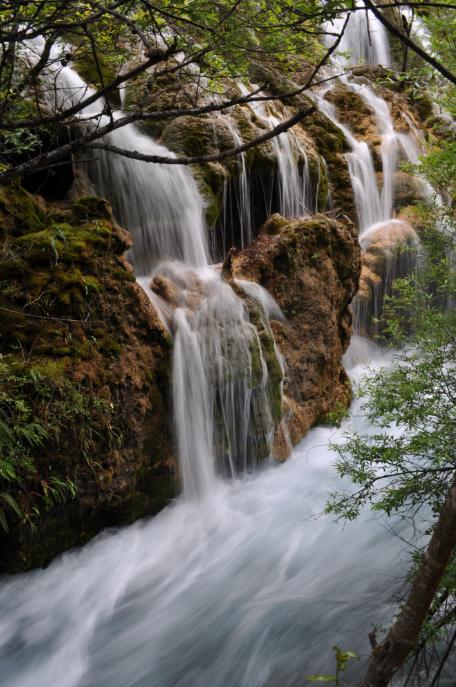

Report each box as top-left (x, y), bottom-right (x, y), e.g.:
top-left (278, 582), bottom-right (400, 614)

top-left (319, 4), bottom-right (431, 239)
top-left (25, 37), bottom-right (208, 273)
top-left (315, 92), bottom-right (383, 232)
top-left (217, 115), bottom-right (253, 250)
top-left (0, 347), bottom-right (418, 687)
top-left (314, 78), bottom-right (426, 237)
top-left (89, 124), bottom-right (208, 273)
top-left (150, 262), bottom-right (282, 497)
top-left (4, 13), bottom-right (446, 687)
top-left (316, 6), bottom-right (437, 338)
top-left (327, 6), bottom-right (391, 67)
top-left (238, 83), bottom-right (315, 218)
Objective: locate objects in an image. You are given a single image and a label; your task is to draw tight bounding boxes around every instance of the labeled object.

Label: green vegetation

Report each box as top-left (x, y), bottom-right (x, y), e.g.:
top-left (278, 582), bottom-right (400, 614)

top-left (307, 646), bottom-right (359, 685)
top-left (0, 355), bottom-right (118, 532)
top-left (0, 184), bottom-right (134, 534)
top-left (328, 157), bottom-right (456, 682)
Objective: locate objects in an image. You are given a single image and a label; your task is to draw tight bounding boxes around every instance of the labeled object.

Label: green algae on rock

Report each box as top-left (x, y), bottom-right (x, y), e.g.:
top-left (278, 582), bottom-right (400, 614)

top-left (0, 182), bottom-right (174, 573)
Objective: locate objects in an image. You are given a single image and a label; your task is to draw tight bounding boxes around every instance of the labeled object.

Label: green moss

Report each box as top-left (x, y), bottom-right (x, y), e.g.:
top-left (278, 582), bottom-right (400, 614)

top-left (248, 333), bottom-right (264, 387)
top-left (27, 358), bottom-right (67, 380)
top-left (312, 155), bottom-right (329, 211)
top-left (100, 335), bottom-right (122, 356)
top-left (193, 162), bottom-right (227, 227)
top-left (71, 196), bottom-right (112, 222)
top-left (259, 329), bottom-right (283, 386)
top-left (260, 213), bottom-right (289, 236)
top-left (72, 46), bottom-right (122, 108)
top-left (0, 182), bottom-right (46, 233)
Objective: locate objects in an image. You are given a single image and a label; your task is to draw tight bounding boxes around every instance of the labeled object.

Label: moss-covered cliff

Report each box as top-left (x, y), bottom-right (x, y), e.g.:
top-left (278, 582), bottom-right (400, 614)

top-left (0, 183), bottom-right (174, 572)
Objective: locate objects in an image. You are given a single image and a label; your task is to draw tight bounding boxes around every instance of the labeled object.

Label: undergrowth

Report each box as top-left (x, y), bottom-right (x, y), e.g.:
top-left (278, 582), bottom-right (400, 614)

top-left (0, 354), bottom-right (119, 532)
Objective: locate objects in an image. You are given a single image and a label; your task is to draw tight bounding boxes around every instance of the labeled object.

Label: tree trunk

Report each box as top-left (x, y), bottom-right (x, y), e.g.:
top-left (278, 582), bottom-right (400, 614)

top-left (358, 477), bottom-right (456, 687)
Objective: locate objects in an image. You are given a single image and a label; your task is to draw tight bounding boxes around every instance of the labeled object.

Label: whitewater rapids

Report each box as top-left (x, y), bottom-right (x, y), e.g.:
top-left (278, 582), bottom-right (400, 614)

top-left (0, 342), bottom-right (415, 687)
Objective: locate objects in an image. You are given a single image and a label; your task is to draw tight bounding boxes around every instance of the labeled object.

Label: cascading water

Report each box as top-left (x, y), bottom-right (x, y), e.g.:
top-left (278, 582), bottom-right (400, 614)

top-left (314, 92), bottom-right (383, 232)
top-left (2, 12), bottom-right (450, 687)
top-left (88, 125), bottom-right (208, 273)
top-left (215, 115), bottom-right (253, 252)
top-left (317, 6), bottom-right (434, 334)
top-left (327, 5), bottom-right (391, 67)
top-left (25, 37), bottom-right (208, 273)
top-left (151, 262), bottom-right (283, 497)
top-left (321, 4), bottom-right (427, 236)
top-left (33, 39), bottom-right (285, 494)
top-left (238, 83), bottom-right (315, 218)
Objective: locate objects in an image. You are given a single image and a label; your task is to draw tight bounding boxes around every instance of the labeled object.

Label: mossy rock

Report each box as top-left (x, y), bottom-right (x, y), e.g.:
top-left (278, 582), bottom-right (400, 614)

top-left (71, 43), bottom-right (123, 108)
top-left (0, 182), bottom-right (174, 571)
top-left (193, 162), bottom-right (227, 227)
top-left (0, 180), bottom-right (46, 234)
top-left (160, 114), bottom-right (238, 161)
top-left (71, 196), bottom-right (112, 222)
top-left (124, 58), bottom-right (199, 138)
top-left (325, 86), bottom-right (376, 139)
top-left (231, 104), bottom-right (276, 169)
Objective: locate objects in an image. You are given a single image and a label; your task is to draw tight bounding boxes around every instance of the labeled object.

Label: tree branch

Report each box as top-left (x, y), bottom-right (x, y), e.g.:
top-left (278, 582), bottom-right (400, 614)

top-left (358, 478), bottom-right (456, 686)
top-left (362, 0), bottom-right (456, 84)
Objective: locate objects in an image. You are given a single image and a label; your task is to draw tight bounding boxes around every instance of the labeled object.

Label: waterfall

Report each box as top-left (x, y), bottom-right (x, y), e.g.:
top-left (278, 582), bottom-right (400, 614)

top-left (4, 16), bottom-right (454, 687)
top-left (150, 262), bottom-right (283, 498)
top-left (314, 92), bottom-right (382, 232)
top-left (25, 37), bottom-right (208, 272)
top-left (316, 7), bottom-right (433, 334)
top-left (346, 80), bottom-right (431, 221)
top-left (89, 126), bottom-right (208, 273)
top-left (238, 83), bottom-right (315, 218)
top-left (269, 111), bottom-right (312, 217)
top-left (315, 79), bottom-right (429, 236)
top-left (26, 37), bottom-right (284, 496)
top-left (216, 115), bottom-right (253, 251)
top-left (327, 4), bottom-right (391, 67)
top-left (318, 9), bottom-right (408, 235)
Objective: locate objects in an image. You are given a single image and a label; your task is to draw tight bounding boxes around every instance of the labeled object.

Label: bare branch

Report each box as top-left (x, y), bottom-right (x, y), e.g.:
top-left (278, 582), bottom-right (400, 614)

top-left (363, 0), bottom-right (456, 84)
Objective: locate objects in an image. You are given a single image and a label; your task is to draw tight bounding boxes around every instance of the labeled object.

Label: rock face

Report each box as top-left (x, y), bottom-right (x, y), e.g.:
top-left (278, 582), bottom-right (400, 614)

top-left (0, 183), bottom-right (173, 572)
top-left (233, 214), bottom-right (362, 452)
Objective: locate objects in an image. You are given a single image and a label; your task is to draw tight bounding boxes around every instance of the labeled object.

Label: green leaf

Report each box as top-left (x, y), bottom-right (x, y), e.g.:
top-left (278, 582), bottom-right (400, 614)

top-left (306, 676), bottom-right (336, 683)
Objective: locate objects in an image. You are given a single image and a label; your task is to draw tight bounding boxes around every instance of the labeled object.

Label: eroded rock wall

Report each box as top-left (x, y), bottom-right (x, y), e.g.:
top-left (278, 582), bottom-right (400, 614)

top-left (233, 214), bottom-right (362, 453)
top-left (0, 183), bottom-right (174, 572)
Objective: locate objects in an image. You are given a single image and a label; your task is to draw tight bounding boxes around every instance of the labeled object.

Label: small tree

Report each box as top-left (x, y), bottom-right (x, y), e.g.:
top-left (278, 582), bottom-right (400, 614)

top-left (327, 197), bottom-right (456, 685)
top-left (0, 1), bottom-right (455, 183)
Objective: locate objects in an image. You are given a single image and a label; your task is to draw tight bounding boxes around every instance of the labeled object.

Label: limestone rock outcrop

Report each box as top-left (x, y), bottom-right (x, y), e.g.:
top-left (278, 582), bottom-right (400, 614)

top-left (232, 214), bottom-right (362, 452)
top-left (0, 183), bottom-right (174, 572)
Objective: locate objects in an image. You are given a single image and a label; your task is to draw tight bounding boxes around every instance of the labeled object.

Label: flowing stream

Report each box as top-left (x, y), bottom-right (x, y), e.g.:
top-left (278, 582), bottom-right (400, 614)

top-left (1, 11), bottom-right (446, 686)
top-left (0, 343), bottom-right (416, 687)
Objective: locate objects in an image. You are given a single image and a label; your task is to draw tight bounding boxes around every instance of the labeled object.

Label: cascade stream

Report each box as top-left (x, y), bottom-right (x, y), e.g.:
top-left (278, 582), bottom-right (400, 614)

top-left (1, 11), bottom-right (450, 687)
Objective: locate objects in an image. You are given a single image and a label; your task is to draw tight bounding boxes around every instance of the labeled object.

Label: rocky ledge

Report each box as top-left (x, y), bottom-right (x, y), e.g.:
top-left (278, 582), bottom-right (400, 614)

top-left (0, 183), bottom-right (173, 573)
top-left (232, 213), bottom-right (362, 455)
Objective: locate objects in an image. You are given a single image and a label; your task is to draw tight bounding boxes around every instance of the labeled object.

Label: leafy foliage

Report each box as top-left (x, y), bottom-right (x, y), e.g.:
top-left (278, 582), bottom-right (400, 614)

top-left (307, 646), bottom-right (359, 685)
top-left (0, 355), bottom-right (118, 532)
top-left (327, 136), bottom-right (456, 680)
